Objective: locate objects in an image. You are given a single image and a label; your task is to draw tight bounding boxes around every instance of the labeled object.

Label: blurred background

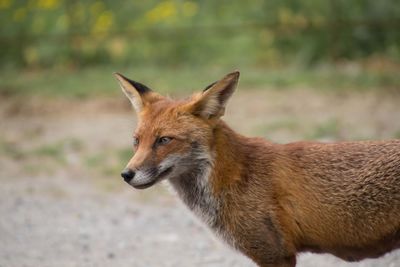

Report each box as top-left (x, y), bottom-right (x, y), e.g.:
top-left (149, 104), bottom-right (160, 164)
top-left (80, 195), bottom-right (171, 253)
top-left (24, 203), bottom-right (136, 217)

top-left (1, 1), bottom-right (399, 266)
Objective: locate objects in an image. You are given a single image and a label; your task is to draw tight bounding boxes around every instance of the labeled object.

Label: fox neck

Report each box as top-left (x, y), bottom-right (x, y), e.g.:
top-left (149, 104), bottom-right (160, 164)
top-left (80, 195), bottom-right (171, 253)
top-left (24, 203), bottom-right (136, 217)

top-left (168, 120), bottom-right (245, 239)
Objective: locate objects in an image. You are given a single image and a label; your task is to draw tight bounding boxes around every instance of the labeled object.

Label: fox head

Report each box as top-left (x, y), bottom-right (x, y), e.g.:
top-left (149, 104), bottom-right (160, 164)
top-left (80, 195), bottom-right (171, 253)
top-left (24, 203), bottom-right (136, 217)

top-left (114, 71), bottom-right (239, 189)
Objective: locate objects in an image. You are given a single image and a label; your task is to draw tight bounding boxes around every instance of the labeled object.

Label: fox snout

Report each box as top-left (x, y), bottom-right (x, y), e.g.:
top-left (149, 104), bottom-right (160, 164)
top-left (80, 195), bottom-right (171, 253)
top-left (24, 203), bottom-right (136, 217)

top-left (120, 167), bottom-right (156, 189)
top-left (120, 164), bottom-right (174, 189)
top-left (114, 71), bottom-right (400, 266)
top-left (121, 168), bottom-right (135, 183)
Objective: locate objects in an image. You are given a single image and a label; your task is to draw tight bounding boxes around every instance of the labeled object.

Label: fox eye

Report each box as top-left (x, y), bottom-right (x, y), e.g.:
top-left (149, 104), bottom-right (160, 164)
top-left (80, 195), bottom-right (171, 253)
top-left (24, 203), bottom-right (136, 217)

top-left (157, 136), bottom-right (172, 145)
top-left (133, 137), bottom-right (139, 146)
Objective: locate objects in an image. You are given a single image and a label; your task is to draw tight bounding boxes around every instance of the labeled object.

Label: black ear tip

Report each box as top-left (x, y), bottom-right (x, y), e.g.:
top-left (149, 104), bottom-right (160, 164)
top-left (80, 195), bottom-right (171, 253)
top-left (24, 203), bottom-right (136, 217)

top-left (113, 72), bottom-right (128, 81)
top-left (113, 72), bottom-right (152, 94)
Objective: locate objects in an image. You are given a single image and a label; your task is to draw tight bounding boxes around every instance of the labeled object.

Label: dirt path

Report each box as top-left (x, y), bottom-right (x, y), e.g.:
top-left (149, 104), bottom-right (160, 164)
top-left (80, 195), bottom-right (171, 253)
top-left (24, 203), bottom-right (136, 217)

top-left (1, 89), bottom-right (399, 267)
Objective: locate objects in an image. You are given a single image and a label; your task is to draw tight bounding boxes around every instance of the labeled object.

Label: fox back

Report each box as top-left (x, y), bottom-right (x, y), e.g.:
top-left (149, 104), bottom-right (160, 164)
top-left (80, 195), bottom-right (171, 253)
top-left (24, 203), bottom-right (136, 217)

top-left (115, 71), bottom-right (400, 267)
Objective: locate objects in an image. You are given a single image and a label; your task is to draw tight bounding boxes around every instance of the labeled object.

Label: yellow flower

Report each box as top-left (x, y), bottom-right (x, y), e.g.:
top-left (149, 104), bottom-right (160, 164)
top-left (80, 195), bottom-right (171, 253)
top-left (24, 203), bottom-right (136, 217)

top-left (0, 0), bottom-right (11, 9)
top-left (182, 1), bottom-right (197, 17)
top-left (37, 0), bottom-right (60, 10)
top-left (278, 8), bottom-right (293, 26)
top-left (92, 11), bottom-right (114, 34)
top-left (146, 0), bottom-right (177, 24)
top-left (13, 7), bottom-right (27, 22)
top-left (24, 46), bottom-right (39, 66)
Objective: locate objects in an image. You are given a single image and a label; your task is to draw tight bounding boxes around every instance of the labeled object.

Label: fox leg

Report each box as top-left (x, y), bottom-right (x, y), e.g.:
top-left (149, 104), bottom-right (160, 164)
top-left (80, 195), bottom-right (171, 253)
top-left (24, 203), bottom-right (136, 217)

top-left (253, 256), bottom-right (296, 267)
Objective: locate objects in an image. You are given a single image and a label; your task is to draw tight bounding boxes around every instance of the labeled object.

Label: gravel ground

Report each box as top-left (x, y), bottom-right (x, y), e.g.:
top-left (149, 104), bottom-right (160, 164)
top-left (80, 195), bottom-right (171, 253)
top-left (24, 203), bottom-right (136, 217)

top-left (1, 89), bottom-right (399, 267)
top-left (1, 175), bottom-right (399, 267)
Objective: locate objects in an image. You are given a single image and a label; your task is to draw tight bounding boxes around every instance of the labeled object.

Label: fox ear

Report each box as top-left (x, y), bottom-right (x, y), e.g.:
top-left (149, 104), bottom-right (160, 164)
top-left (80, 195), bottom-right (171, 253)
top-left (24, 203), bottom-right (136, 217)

top-left (114, 72), bottom-right (161, 113)
top-left (190, 71), bottom-right (239, 119)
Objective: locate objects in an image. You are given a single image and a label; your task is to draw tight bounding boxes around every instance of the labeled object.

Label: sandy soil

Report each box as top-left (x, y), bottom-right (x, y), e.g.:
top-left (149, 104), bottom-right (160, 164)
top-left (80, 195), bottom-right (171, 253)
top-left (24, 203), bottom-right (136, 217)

top-left (1, 88), bottom-right (399, 267)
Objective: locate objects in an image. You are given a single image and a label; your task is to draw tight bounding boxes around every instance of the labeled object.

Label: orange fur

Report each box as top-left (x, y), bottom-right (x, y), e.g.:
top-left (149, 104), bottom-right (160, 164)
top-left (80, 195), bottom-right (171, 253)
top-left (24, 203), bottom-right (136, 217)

top-left (115, 71), bottom-right (400, 267)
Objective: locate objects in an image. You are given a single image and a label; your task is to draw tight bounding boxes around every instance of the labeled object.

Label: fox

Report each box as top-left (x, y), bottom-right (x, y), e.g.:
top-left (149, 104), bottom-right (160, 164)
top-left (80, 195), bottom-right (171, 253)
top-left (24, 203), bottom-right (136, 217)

top-left (114, 71), bottom-right (400, 267)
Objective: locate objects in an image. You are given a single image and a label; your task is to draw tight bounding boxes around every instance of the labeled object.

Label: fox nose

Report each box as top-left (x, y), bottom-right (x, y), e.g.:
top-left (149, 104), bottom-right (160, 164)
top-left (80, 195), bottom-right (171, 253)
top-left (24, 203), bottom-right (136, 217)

top-left (121, 168), bottom-right (135, 183)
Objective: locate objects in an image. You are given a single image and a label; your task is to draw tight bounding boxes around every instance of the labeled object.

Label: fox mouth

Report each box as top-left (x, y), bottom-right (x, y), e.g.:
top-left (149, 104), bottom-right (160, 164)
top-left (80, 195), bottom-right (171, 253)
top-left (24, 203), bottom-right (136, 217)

top-left (132, 166), bottom-right (173, 189)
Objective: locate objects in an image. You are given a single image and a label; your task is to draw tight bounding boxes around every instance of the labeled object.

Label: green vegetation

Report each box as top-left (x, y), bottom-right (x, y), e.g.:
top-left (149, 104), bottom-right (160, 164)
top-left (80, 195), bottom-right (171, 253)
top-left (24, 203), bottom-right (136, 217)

top-left (394, 131), bottom-right (400, 139)
top-left (33, 143), bottom-right (65, 162)
top-left (306, 118), bottom-right (342, 140)
top-left (0, 1), bottom-right (399, 97)
top-left (1, 1), bottom-right (400, 71)
top-left (117, 148), bottom-right (133, 162)
top-left (85, 154), bottom-right (107, 168)
top-left (1, 64), bottom-right (399, 98)
top-left (0, 138), bottom-right (24, 160)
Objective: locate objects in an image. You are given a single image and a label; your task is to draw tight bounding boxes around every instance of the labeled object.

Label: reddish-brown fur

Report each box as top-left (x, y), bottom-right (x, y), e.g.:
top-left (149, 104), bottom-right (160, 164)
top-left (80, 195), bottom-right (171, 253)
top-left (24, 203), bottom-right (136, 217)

top-left (114, 71), bottom-right (400, 267)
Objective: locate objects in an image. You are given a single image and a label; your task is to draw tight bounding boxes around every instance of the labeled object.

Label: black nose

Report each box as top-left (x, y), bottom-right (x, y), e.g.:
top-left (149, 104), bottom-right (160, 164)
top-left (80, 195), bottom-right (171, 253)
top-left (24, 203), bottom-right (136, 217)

top-left (121, 168), bottom-right (135, 183)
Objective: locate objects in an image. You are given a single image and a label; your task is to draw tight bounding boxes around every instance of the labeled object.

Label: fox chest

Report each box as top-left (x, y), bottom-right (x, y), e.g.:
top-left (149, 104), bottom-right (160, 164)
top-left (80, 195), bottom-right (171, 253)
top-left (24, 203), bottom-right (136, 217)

top-left (169, 175), bottom-right (236, 247)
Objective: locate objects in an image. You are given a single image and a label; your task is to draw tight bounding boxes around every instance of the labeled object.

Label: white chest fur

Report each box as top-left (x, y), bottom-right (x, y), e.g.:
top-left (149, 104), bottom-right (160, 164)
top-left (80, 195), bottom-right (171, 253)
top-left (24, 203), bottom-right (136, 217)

top-left (168, 166), bottom-right (237, 248)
